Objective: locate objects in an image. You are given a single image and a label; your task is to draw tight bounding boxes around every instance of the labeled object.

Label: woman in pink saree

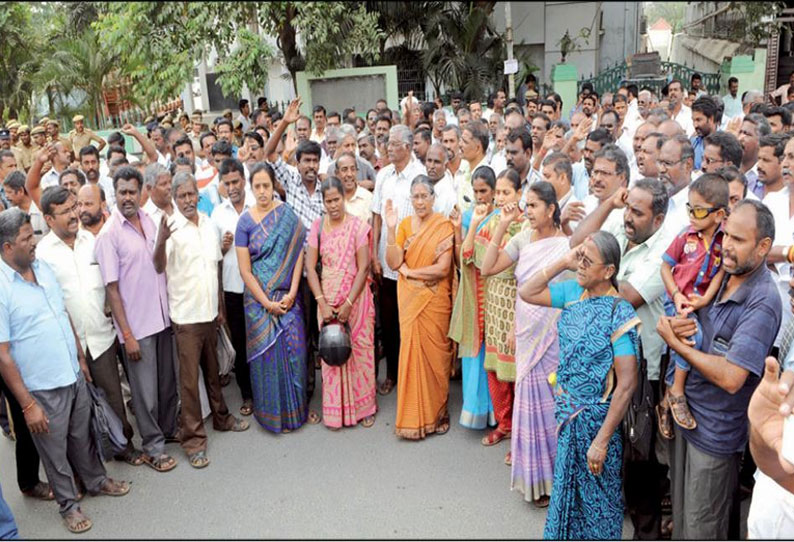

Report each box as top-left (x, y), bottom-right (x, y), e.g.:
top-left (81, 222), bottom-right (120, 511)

top-left (305, 177), bottom-right (377, 429)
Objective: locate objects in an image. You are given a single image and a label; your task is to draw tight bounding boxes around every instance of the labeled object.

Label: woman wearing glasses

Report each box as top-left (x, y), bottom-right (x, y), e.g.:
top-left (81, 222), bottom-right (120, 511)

top-left (384, 176), bottom-right (455, 440)
top-left (519, 231), bottom-right (640, 540)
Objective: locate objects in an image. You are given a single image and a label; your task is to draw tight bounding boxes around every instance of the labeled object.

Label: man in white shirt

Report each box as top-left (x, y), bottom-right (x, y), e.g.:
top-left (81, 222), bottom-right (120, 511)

top-left (310, 105), bottom-right (327, 144)
top-left (723, 77), bottom-right (743, 120)
top-left (78, 146), bottom-right (116, 209)
top-left (236, 99), bottom-right (251, 134)
top-left (441, 125), bottom-right (472, 210)
top-left (371, 125), bottom-right (426, 395)
top-left (36, 186), bottom-right (137, 463)
top-left (657, 134), bottom-right (695, 233)
top-left (153, 171), bottom-right (248, 468)
top-left (770, 71), bottom-right (794, 105)
top-left (580, 144), bottom-right (630, 226)
top-left (425, 144), bottom-right (456, 217)
top-left (212, 159), bottom-right (254, 415)
top-left (26, 141), bottom-right (71, 193)
top-left (334, 152), bottom-right (373, 223)
top-left (541, 151), bottom-right (583, 234)
top-left (142, 163), bottom-right (175, 236)
top-left (668, 80), bottom-right (696, 137)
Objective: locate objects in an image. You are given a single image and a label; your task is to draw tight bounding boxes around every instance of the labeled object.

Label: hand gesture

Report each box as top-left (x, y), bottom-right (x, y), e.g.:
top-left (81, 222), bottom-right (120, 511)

top-left (500, 202), bottom-right (520, 225)
top-left (586, 441), bottom-right (607, 476)
top-left (385, 199), bottom-right (398, 229)
top-left (449, 205), bottom-right (462, 230)
top-left (403, 91), bottom-right (414, 115)
top-left (726, 116), bottom-right (741, 137)
top-left (470, 203), bottom-right (490, 228)
top-left (284, 128), bottom-right (298, 156)
top-left (222, 231), bottom-right (234, 252)
top-left (610, 187), bottom-right (628, 210)
top-left (121, 123), bottom-right (139, 137)
top-left (748, 358), bottom-right (794, 473)
top-left (283, 97), bottom-right (302, 125)
top-left (561, 201), bottom-right (586, 226)
top-left (279, 292), bottom-right (295, 312)
top-left (574, 116), bottom-right (593, 141)
top-left (24, 402), bottom-right (49, 434)
top-left (157, 214), bottom-right (174, 244)
top-left (266, 299), bottom-right (287, 316)
top-left (237, 144), bottom-right (250, 162)
top-left (38, 143), bottom-right (56, 165)
top-left (687, 292), bottom-right (708, 312)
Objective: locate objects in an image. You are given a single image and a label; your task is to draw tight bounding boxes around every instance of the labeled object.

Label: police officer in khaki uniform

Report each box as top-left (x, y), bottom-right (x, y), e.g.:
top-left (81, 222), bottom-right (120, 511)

top-left (13, 125), bottom-right (37, 172)
top-left (69, 115), bottom-right (106, 153)
top-left (46, 119), bottom-right (72, 152)
top-left (6, 121), bottom-right (20, 146)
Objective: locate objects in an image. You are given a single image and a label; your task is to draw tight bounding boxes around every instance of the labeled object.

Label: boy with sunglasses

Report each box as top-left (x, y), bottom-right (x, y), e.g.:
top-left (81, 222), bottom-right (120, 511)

top-left (657, 174), bottom-right (729, 437)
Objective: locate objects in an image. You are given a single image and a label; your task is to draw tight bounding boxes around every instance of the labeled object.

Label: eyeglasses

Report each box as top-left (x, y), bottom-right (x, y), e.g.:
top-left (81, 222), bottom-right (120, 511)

top-left (53, 203), bottom-right (79, 216)
top-left (686, 203), bottom-right (723, 219)
top-left (702, 155), bottom-right (723, 167)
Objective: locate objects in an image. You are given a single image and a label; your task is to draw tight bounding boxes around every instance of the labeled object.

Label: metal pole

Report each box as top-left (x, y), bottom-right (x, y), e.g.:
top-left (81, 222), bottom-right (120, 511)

top-left (506, 2), bottom-right (515, 99)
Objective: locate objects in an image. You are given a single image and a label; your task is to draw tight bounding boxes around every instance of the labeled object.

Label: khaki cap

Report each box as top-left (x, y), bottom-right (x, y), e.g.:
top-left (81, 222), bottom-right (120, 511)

top-left (31, 126), bottom-right (45, 135)
top-left (143, 116), bottom-right (155, 124)
top-left (47, 119), bottom-right (59, 127)
top-left (233, 119), bottom-right (243, 129)
top-left (222, 108), bottom-right (232, 116)
top-left (38, 116), bottom-right (50, 126)
top-left (18, 124), bottom-right (29, 132)
top-left (72, 114), bottom-right (84, 122)
top-left (6, 121), bottom-right (19, 130)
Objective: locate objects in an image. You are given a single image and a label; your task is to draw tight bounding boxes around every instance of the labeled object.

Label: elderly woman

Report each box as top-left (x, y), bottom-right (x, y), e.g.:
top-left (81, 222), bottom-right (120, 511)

top-left (449, 166), bottom-right (497, 429)
top-left (519, 231), bottom-right (640, 540)
top-left (384, 176), bottom-right (455, 439)
top-left (480, 181), bottom-right (568, 507)
top-left (235, 162), bottom-right (307, 433)
top-left (305, 177), bottom-right (376, 430)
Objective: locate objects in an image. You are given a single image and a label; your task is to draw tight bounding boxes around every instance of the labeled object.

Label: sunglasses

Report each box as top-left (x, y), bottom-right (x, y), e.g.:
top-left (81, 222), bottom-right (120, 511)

top-left (686, 203), bottom-right (724, 220)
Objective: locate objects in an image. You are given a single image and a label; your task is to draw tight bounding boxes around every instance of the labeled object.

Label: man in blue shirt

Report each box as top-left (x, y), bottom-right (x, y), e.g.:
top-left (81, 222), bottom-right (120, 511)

top-left (690, 96), bottom-right (718, 171)
top-left (0, 208), bottom-right (130, 534)
top-left (657, 199), bottom-right (782, 539)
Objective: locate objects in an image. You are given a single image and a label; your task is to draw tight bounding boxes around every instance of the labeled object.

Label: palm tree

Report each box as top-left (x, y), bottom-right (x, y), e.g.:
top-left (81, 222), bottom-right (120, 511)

top-left (36, 28), bottom-right (118, 129)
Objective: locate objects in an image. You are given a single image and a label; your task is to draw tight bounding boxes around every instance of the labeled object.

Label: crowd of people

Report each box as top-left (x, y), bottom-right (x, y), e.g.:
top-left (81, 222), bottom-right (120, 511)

top-left (0, 69), bottom-right (794, 539)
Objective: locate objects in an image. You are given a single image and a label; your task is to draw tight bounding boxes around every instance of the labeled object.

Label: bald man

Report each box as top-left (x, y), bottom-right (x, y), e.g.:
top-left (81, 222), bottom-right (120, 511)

top-left (77, 183), bottom-right (107, 237)
top-left (658, 119), bottom-right (684, 138)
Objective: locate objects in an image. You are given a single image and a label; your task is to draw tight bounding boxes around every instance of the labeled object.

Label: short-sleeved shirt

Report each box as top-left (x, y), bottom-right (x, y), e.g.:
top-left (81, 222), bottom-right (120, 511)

top-left (604, 217), bottom-right (673, 380)
top-left (270, 158), bottom-right (323, 244)
top-left (344, 186), bottom-right (373, 224)
top-left (164, 211), bottom-right (222, 325)
top-left (549, 280), bottom-right (636, 357)
top-left (662, 226), bottom-right (723, 298)
top-left (94, 208), bottom-right (170, 342)
top-left (683, 263), bottom-right (782, 456)
top-left (211, 199), bottom-right (249, 294)
top-left (0, 259), bottom-right (79, 392)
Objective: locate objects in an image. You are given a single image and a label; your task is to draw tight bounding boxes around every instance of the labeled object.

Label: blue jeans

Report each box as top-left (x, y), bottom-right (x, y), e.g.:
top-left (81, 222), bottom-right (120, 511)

top-left (663, 295), bottom-right (703, 386)
top-left (0, 482), bottom-right (19, 539)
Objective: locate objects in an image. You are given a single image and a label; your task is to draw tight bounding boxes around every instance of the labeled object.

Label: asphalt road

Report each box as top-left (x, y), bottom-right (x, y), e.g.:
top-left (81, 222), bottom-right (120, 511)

top-left (1, 363), bottom-right (634, 539)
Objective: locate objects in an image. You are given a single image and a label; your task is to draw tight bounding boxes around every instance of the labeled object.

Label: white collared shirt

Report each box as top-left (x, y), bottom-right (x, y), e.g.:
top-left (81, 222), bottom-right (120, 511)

top-left (433, 171), bottom-right (458, 217)
top-left (142, 198), bottom-right (174, 238)
top-left (449, 158), bottom-right (473, 211)
top-left (674, 104), bottom-right (696, 137)
top-left (371, 157), bottom-right (427, 281)
top-left (41, 168), bottom-right (61, 190)
top-left (211, 199), bottom-right (249, 294)
top-left (164, 211), bottom-right (222, 324)
top-left (36, 229), bottom-right (117, 356)
top-left (25, 200), bottom-right (49, 241)
top-left (345, 186), bottom-right (374, 224)
top-left (666, 184), bottom-right (691, 236)
top-left (763, 185), bottom-right (794, 347)
top-left (97, 176), bottom-right (116, 208)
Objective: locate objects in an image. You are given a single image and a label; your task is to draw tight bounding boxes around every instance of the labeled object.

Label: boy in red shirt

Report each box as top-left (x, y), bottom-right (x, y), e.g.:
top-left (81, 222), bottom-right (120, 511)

top-left (658, 174), bottom-right (728, 437)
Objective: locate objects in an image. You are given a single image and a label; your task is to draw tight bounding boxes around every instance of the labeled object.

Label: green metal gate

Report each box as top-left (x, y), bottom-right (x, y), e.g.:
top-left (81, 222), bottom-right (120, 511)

top-left (578, 61), bottom-right (721, 97)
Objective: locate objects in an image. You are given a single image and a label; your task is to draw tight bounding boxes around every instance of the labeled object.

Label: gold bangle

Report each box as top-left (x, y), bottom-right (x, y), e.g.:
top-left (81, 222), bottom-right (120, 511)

top-left (22, 401), bottom-right (36, 414)
top-left (315, 295), bottom-right (325, 301)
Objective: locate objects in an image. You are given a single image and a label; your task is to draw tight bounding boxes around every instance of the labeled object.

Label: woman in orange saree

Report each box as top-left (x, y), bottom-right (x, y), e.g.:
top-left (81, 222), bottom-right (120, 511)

top-left (384, 176), bottom-right (455, 440)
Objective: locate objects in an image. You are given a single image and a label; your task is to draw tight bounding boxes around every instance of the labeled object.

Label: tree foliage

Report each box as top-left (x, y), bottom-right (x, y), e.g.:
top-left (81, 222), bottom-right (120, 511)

top-left (0, 3), bottom-right (39, 120)
top-left (214, 28), bottom-right (276, 98)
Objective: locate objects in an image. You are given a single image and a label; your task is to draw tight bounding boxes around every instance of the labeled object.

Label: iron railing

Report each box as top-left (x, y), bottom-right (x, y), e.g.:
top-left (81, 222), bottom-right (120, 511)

top-left (578, 61), bottom-right (721, 97)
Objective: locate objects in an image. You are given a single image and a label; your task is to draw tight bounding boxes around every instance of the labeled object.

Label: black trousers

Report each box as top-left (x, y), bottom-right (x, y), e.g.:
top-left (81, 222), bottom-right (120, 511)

top-left (300, 277), bottom-right (318, 400)
top-left (225, 291), bottom-right (252, 401)
top-left (624, 379), bottom-right (669, 540)
top-left (379, 278), bottom-right (400, 383)
top-left (0, 375), bottom-right (43, 493)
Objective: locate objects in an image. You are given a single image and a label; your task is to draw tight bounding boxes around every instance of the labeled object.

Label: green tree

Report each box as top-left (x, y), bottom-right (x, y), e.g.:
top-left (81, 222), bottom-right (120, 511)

top-left (0, 2), bottom-right (39, 121)
top-left (213, 28), bottom-right (276, 98)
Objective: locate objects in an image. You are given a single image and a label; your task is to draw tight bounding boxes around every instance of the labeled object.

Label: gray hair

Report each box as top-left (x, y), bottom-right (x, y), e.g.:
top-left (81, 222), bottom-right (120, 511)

top-left (410, 175), bottom-right (435, 196)
top-left (745, 113), bottom-right (772, 137)
top-left (0, 207), bottom-right (30, 247)
top-left (633, 177), bottom-right (669, 218)
top-left (389, 124), bottom-right (413, 147)
top-left (441, 124), bottom-right (461, 138)
top-left (589, 230), bottom-right (621, 291)
top-left (427, 143), bottom-right (448, 163)
top-left (144, 163), bottom-right (171, 189)
top-left (433, 109), bottom-right (447, 121)
top-left (743, 90), bottom-right (763, 106)
top-left (357, 130), bottom-right (375, 147)
top-left (593, 144), bottom-right (630, 182)
top-left (338, 124), bottom-right (357, 141)
top-left (171, 171), bottom-right (197, 197)
top-left (489, 113), bottom-right (504, 129)
top-left (325, 126), bottom-right (340, 142)
top-left (638, 90), bottom-right (652, 101)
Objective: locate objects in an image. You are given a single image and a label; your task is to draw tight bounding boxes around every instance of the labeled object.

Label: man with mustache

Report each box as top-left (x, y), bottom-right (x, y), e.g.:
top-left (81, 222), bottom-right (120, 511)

top-left (94, 166), bottom-right (179, 474)
top-left (572, 178), bottom-right (673, 538)
top-left (690, 96), bottom-right (718, 171)
top-left (701, 132), bottom-right (743, 174)
top-left (629, 122), bottom-right (657, 184)
top-left (637, 132), bottom-right (663, 179)
top-left (568, 127), bottom-right (613, 201)
top-left (738, 113), bottom-right (771, 198)
top-left (667, 79), bottom-right (696, 137)
top-left (37, 184), bottom-right (138, 467)
top-left (657, 200), bottom-right (781, 540)
top-left (79, 146), bottom-right (115, 209)
top-left (656, 134), bottom-right (695, 232)
top-left (578, 144), bottom-right (629, 223)
top-left (2, 171), bottom-right (48, 241)
top-left (76, 184), bottom-right (106, 237)
top-left (441, 124), bottom-right (472, 210)
top-left (153, 172), bottom-right (249, 469)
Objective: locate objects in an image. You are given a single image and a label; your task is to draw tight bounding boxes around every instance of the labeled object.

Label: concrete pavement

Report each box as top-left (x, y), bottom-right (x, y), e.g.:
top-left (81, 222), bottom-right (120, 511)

top-left (0, 365), bottom-right (633, 539)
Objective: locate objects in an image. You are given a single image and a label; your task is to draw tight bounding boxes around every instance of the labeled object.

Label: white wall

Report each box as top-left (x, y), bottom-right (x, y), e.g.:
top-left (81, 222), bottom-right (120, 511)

top-left (543, 2), bottom-right (600, 83)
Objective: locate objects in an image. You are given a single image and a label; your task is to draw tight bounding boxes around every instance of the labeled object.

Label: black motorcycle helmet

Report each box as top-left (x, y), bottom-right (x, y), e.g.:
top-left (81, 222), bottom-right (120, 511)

top-left (318, 319), bottom-right (352, 367)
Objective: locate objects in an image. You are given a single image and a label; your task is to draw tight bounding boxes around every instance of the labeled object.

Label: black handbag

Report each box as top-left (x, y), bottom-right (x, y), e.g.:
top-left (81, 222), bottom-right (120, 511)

top-left (87, 382), bottom-right (128, 462)
top-left (609, 298), bottom-right (655, 463)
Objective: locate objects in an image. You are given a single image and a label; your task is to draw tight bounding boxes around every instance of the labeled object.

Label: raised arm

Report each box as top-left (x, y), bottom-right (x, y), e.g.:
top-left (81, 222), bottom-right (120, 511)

top-left (481, 202), bottom-right (519, 277)
top-left (264, 97), bottom-right (301, 161)
top-left (384, 200), bottom-right (403, 271)
top-left (518, 247), bottom-right (578, 307)
top-left (121, 124), bottom-right (158, 164)
top-left (152, 214), bottom-right (171, 274)
top-left (570, 187), bottom-right (627, 247)
top-left (26, 144), bottom-right (56, 208)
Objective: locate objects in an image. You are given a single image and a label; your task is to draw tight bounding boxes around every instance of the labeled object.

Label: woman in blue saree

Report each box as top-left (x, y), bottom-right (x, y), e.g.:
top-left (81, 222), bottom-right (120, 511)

top-left (519, 231), bottom-right (640, 540)
top-left (236, 162), bottom-right (308, 433)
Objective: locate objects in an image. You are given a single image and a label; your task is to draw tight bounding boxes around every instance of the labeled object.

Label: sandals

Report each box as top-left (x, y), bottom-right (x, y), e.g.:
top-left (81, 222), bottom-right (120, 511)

top-left (307, 410), bottom-right (322, 425)
top-left (656, 398), bottom-right (674, 440)
top-left (188, 451), bottom-right (210, 469)
top-left (63, 509), bottom-right (92, 534)
top-left (142, 453), bottom-right (177, 473)
top-left (534, 496), bottom-right (550, 508)
top-left (435, 417), bottom-right (450, 435)
top-left (239, 399), bottom-right (253, 417)
top-left (115, 448), bottom-right (145, 466)
top-left (504, 451), bottom-right (512, 466)
top-left (229, 418), bottom-right (250, 432)
top-left (360, 415), bottom-right (376, 428)
top-left (22, 481), bottom-right (54, 501)
top-left (378, 378), bottom-right (395, 396)
top-left (668, 392), bottom-right (697, 430)
top-left (98, 478), bottom-right (131, 497)
top-left (481, 428), bottom-right (511, 446)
